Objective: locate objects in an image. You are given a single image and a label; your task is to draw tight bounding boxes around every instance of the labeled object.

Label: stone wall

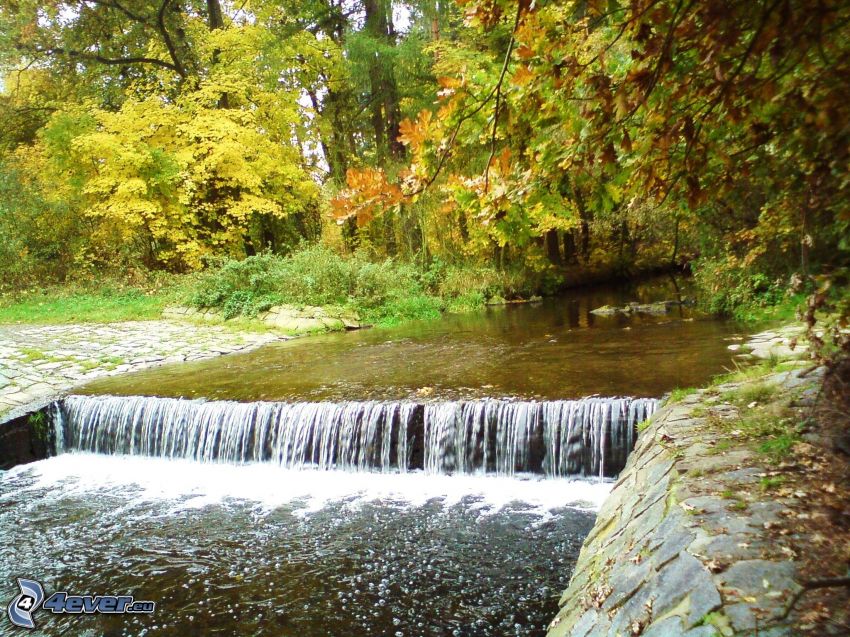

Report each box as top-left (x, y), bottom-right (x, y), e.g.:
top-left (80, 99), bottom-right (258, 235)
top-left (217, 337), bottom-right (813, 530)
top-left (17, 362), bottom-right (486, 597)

top-left (0, 406), bottom-right (52, 469)
top-left (547, 366), bottom-right (822, 637)
top-left (162, 304), bottom-right (361, 333)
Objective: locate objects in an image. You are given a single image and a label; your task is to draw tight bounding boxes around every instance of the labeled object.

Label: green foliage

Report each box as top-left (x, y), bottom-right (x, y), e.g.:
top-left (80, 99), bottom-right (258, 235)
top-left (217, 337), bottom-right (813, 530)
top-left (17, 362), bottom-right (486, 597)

top-left (759, 475), bottom-right (786, 491)
top-left (693, 257), bottom-right (806, 320)
top-left (187, 246), bottom-right (429, 319)
top-left (722, 383), bottom-right (779, 407)
top-left (185, 245), bottom-right (554, 325)
top-left (667, 387), bottom-right (698, 404)
top-left (1, 0), bottom-right (847, 323)
top-left (27, 410), bottom-right (48, 443)
top-left (759, 434), bottom-right (800, 459)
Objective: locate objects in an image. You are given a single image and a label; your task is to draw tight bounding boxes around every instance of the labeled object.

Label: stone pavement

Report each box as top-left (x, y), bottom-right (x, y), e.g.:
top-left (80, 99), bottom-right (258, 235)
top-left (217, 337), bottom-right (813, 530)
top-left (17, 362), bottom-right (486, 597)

top-left (547, 323), bottom-right (832, 637)
top-left (0, 322), bottom-right (288, 419)
top-left (728, 324), bottom-right (807, 361)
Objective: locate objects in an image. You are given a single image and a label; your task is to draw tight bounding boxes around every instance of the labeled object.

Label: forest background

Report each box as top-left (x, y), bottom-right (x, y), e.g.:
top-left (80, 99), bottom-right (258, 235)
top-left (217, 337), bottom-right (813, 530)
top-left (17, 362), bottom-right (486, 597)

top-left (0, 0), bottom-right (847, 335)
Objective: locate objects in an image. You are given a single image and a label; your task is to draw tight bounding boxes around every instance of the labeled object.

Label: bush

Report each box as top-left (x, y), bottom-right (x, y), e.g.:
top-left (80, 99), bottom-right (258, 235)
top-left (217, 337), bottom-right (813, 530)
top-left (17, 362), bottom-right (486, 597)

top-left (186, 245), bottom-right (564, 325)
top-left (187, 246), bottom-right (435, 322)
top-left (692, 256), bottom-right (803, 320)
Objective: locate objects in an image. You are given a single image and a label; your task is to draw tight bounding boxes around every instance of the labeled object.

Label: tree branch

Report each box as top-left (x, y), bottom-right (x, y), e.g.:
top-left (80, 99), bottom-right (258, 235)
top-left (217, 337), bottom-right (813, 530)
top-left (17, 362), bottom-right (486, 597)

top-left (156, 0), bottom-right (186, 77)
top-left (24, 45), bottom-right (180, 73)
top-left (781, 577), bottom-right (850, 620)
top-left (484, 1), bottom-right (523, 193)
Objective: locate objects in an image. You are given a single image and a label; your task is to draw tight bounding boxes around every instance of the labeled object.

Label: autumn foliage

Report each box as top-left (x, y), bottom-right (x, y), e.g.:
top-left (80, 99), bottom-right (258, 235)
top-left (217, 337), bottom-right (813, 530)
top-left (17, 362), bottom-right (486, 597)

top-left (0, 0), bottom-right (848, 322)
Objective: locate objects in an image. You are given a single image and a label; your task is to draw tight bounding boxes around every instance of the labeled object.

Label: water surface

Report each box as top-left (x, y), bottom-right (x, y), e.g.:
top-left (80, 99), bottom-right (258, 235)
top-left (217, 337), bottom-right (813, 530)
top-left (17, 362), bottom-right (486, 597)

top-left (79, 278), bottom-right (744, 401)
top-left (0, 455), bottom-right (600, 637)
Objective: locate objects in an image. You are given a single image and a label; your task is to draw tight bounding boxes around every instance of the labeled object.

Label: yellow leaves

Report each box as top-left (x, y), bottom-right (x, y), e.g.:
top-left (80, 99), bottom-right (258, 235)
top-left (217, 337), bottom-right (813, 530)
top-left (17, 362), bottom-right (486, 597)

top-left (437, 76), bottom-right (464, 100)
top-left (330, 168), bottom-right (403, 227)
top-left (45, 84), bottom-right (316, 269)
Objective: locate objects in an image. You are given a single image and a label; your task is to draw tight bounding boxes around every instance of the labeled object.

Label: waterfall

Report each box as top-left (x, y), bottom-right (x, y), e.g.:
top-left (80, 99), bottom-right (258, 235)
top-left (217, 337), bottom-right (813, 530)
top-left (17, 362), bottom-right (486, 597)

top-left (53, 395), bottom-right (657, 478)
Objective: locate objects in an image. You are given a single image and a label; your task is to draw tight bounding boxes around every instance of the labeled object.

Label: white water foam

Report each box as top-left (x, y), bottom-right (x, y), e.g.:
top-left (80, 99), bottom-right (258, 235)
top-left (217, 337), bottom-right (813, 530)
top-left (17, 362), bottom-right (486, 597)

top-left (2, 453), bottom-right (612, 518)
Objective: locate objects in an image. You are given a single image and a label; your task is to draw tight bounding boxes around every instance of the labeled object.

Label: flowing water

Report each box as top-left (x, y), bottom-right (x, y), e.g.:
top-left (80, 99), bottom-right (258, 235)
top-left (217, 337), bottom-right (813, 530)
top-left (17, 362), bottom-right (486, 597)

top-left (56, 394), bottom-right (657, 478)
top-left (76, 277), bottom-right (743, 401)
top-left (1, 278), bottom-right (746, 636)
top-left (0, 456), bottom-right (601, 637)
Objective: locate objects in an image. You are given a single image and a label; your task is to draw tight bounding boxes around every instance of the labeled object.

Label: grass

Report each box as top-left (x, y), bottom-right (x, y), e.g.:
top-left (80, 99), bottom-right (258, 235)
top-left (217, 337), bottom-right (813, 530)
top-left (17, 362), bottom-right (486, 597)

top-left (0, 286), bottom-right (174, 324)
top-left (18, 347), bottom-right (47, 362)
top-left (731, 292), bottom-right (806, 322)
top-left (759, 475), bottom-right (786, 490)
top-left (721, 382), bottom-right (779, 406)
top-left (0, 248), bottom-right (554, 330)
top-left (667, 386), bottom-right (698, 403)
top-left (708, 354), bottom-right (789, 388)
top-left (704, 370), bottom-right (805, 461)
top-left (759, 433), bottom-right (800, 459)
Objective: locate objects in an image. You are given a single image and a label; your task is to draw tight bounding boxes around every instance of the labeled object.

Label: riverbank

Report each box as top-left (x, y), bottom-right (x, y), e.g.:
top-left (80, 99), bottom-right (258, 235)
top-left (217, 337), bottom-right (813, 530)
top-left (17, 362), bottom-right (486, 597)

top-left (0, 247), bottom-right (737, 329)
top-left (0, 321), bottom-right (289, 422)
top-left (547, 326), bottom-right (850, 636)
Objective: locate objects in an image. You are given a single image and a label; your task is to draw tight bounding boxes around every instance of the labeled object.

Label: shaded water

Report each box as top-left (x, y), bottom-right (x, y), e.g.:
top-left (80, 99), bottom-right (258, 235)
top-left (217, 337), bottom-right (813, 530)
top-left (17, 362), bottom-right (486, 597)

top-left (0, 456), bottom-right (599, 637)
top-left (79, 278), bottom-right (744, 402)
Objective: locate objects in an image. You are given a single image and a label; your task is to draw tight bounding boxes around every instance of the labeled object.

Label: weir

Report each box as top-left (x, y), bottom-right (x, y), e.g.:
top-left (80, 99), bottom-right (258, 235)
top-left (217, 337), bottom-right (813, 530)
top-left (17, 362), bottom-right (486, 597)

top-left (53, 395), bottom-right (657, 478)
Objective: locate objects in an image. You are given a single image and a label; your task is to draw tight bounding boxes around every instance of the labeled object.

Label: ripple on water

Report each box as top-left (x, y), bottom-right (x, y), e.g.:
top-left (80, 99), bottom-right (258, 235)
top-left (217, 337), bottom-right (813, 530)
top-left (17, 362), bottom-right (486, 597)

top-left (0, 455), bottom-right (604, 637)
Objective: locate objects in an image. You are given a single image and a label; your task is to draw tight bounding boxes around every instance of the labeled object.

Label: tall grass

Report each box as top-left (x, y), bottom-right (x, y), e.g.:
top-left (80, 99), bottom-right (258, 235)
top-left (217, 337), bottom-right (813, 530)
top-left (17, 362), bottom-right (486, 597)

top-left (185, 246), bottom-right (549, 325)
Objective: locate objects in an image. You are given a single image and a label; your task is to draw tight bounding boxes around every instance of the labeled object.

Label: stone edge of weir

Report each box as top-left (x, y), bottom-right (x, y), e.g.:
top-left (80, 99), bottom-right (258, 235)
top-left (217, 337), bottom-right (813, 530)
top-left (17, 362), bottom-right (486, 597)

top-left (546, 355), bottom-right (821, 635)
top-left (0, 320), bottom-right (292, 427)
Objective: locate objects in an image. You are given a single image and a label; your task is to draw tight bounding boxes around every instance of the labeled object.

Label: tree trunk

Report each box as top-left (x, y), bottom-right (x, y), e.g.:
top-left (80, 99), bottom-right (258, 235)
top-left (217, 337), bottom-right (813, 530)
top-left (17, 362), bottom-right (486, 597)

top-left (562, 230), bottom-right (577, 265)
top-left (364, 0), bottom-right (404, 161)
top-left (206, 0), bottom-right (229, 108)
top-left (573, 188), bottom-right (592, 262)
top-left (545, 229), bottom-right (562, 265)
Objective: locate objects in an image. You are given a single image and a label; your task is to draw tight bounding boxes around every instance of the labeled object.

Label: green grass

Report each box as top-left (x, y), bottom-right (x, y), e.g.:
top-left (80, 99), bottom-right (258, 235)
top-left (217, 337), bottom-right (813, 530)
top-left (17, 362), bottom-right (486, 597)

top-left (0, 287), bottom-right (173, 324)
top-left (637, 415), bottom-right (655, 432)
top-left (17, 347), bottom-right (47, 362)
top-left (759, 475), bottom-right (786, 490)
top-left (759, 433), bottom-right (800, 459)
top-left (667, 386), bottom-right (698, 403)
top-left (721, 382), bottom-right (779, 406)
top-left (705, 372), bottom-right (805, 461)
top-left (709, 356), bottom-right (786, 387)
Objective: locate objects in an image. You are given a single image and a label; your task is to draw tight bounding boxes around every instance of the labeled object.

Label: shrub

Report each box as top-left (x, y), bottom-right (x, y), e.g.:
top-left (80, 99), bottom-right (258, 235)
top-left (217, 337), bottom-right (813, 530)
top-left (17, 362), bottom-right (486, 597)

top-left (186, 245), bottom-right (563, 324)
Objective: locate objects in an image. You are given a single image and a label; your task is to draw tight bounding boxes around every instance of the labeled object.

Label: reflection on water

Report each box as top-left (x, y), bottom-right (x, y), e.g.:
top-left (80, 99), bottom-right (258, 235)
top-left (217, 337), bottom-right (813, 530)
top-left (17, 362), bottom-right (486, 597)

top-left (0, 455), bottom-right (599, 637)
top-left (79, 277), bottom-right (745, 401)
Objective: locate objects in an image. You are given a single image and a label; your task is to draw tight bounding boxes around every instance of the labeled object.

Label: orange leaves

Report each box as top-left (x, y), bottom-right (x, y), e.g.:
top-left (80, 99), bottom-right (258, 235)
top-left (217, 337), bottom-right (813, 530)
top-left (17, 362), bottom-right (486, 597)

top-left (330, 168), bottom-right (403, 227)
top-left (511, 65), bottom-right (534, 86)
top-left (515, 44), bottom-right (536, 60)
top-left (398, 110), bottom-right (433, 155)
top-left (437, 76), bottom-right (464, 100)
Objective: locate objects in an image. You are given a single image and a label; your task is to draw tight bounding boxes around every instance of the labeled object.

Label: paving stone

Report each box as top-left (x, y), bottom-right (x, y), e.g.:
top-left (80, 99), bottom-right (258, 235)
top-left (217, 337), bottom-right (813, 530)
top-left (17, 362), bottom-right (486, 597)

top-left (606, 582), bottom-right (654, 637)
top-left (683, 627), bottom-right (722, 637)
top-left (642, 616), bottom-right (685, 637)
top-left (602, 559), bottom-right (653, 611)
top-left (652, 551), bottom-right (721, 628)
top-left (650, 521), bottom-right (695, 568)
top-left (0, 321), bottom-right (288, 417)
top-left (718, 559), bottom-right (799, 597)
top-left (688, 533), bottom-right (760, 561)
